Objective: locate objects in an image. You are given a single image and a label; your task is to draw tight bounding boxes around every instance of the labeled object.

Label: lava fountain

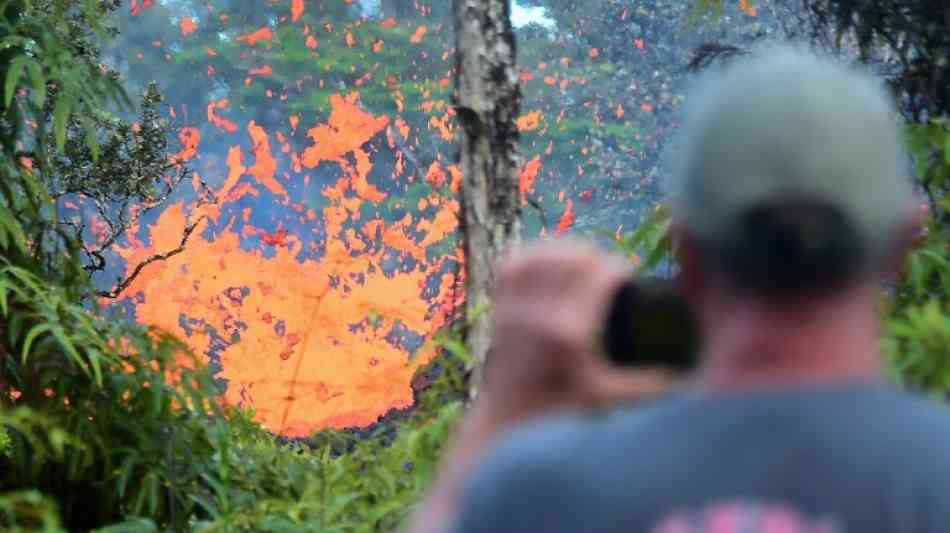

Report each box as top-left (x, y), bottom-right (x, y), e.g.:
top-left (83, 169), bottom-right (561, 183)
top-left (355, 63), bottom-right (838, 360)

top-left (110, 91), bottom-right (463, 437)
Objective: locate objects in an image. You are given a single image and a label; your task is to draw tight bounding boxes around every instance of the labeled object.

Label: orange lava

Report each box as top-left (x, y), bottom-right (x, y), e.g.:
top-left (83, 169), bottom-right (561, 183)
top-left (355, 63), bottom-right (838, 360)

top-left (248, 65), bottom-right (274, 77)
top-left (207, 99), bottom-right (239, 133)
top-left (174, 128), bottom-right (200, 162)
top-left (246, 121), bottom-right (286, 198)
top-left (237, 27), bottom-right (275, 46)
top-left (740, 0), bottom-right (758, 16)
top-left (130, 0), bottom-right (154, 17)
top-left (519, 156), bottom-right (541, 203)
top-left (516, 110), bottom-right (543, 132)
top-left (114, 93), bottom-right (461, 437)
top-left (180, 16), bottom-right (198, 36)
top-left (556, 199), bottom-right (576, 235)
top-left (409, 26), bottom-right (428, 44)
top-left (291, 0), bottom-right (304, 22)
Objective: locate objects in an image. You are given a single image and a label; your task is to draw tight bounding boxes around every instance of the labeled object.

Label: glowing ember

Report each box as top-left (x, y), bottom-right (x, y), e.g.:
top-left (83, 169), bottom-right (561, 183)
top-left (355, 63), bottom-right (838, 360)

top-left (291, 0), bottom-right (304, 22)
top-left (519, 156), bottom-right (541, 203)
top-left (130, 0), bottom-right (155, 17)
top-left (740, 0), bottom-right (758, 16)
top-left (207, 99), bottom-right (239, 134)
top-left (180, 17), bottom-right (198, 37)
top-left (516, 110), bottom-right (543, 132)
top-left (410, 26), bottom-right (428, 44)
top-left (555, 199), bottom-right (576, 235)
top-left (237, 27), bottom-right (275, 47)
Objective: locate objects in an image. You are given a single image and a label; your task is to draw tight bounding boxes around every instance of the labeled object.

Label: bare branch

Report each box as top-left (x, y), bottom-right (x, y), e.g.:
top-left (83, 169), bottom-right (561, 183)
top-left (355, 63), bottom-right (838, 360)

top-left (687, 43), bottom-right (750, 73)
top-left (79, 166), bottom-right (209, 276)
top-left (96, 215), bottom-right (208, 299)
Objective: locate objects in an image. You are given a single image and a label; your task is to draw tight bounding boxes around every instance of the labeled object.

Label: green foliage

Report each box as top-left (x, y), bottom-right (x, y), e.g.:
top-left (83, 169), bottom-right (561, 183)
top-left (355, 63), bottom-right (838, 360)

top-left (189, 399), bottom-right (462, 532)
top-left (801, 0), bottom-right (950, 122)
top-left (0, 427), bottom-right (9, 457)
top-left (2, 0), bottom-right (189, 284)
top-left (609, 203), bottom-right (673, 274)
top-left (0, 226), bottom-right (229, 530)
top-left (883, 120), bottom-right (950, 393)
top-left (1, 0), bottom-right (130, 162)
top-left (0, 490), bottom-right (64, 533)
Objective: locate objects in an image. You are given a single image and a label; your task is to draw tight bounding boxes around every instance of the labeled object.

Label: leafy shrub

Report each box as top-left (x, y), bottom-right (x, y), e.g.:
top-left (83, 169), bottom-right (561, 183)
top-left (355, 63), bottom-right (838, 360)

top-left (883, 119), bottom-right (950, 393)
top-left (0, 489), bottom-right (64, 533)
top-left (186, 400), bottom-right (462, 532)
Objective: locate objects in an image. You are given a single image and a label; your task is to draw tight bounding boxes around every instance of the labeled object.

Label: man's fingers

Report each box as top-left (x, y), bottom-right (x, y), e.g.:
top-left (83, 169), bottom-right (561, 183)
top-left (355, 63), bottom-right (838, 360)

top-left (492, 238), bottom-right (635, 358)
top-left (495, 240), bottom-right (591, 290)
top-left (494, 239), bottom-right (630, 301)
top-left (483, 239), bottom-right (683, 423)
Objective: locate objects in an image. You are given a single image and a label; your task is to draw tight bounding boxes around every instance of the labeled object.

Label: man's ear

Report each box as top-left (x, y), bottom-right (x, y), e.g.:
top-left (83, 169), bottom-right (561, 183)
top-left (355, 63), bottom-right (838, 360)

top-left (883, 205), bottom-right (927, 279)
top-left (671, 222), bottom-right (705, 298)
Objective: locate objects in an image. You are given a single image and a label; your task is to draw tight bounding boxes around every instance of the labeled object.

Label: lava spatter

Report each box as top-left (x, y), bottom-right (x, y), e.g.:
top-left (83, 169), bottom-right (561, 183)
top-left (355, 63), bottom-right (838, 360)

top-left (114, 94), bottom-right (460, 437)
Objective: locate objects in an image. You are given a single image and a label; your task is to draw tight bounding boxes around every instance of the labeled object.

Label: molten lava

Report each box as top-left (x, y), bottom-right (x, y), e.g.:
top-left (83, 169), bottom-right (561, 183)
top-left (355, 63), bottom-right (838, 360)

top-left (114, 93), bottom-right (462, 437)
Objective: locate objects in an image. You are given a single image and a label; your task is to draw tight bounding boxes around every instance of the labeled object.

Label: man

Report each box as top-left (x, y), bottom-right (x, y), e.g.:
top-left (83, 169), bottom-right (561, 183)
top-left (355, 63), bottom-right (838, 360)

top-left (407, 45), bottom-right (941, 533)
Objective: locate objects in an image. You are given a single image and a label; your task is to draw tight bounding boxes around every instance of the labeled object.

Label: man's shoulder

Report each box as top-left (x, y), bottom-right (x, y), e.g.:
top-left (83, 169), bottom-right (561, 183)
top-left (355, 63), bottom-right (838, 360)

top-left (471, 412), bottom-right (601, 480)
top-left (452, 387), bottom-right (950, 533)
top-left (459, 402), bottom-right (673, 496)
top-left (452, 409), bottom-right (653, 533)
top-left (461, 385), bottom-right (950, 497)
top-left (478, 401), bottom-right (669, 471)
top-left (471, 385), bottom-right (950, 469)
top-left (868, 388), bottom-right (950, 457)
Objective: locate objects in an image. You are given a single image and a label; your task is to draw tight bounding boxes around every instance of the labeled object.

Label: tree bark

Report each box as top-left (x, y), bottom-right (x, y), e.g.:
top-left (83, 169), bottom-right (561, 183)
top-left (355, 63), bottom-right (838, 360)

top-left (453, 0), bottom-right (523, 400)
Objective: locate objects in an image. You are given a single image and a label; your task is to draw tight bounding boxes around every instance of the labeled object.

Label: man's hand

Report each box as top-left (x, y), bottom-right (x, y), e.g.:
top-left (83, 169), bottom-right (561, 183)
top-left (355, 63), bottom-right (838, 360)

top-left (480, 239), bottom-right (677, 425)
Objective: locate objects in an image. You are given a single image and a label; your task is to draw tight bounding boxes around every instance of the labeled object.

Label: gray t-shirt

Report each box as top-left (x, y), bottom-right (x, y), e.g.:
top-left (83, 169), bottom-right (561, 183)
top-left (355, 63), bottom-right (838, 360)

top-left (451, 381), bottom-right (950, 533)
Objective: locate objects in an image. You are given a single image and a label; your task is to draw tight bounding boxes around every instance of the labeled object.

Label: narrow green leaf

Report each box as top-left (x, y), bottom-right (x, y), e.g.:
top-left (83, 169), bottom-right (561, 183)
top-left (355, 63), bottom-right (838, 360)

top-left (53, 92), bottom-right (74, 151)
top-left (52, 327), bottom-right (95, 382)
top-left (4, 55), bottom-right (28, 107)
top-left (188, 494), bottom-right (221, 520)
top-left (80, 114), bottom-right (100, 161)
top-left (116, 452), bottom-right (139, 499)
top-left (643, 233), bottom-right (673, 271)
top-left (440, 337), bottom-right (471, 364)
top-left (7, 311), bottom-right (28, 346)
top-left (145, 473), bottom-right (160, 515)
top-left (0, 206), bottom-right (29, 254)
top-left (0, 280), bottom-right (9, 317)
top-left (21, 323), bottom-right (54, 363)
top-left (26, 61), bottom-right (45, 108)
top-left (94, 518), bottom-right (159, 533)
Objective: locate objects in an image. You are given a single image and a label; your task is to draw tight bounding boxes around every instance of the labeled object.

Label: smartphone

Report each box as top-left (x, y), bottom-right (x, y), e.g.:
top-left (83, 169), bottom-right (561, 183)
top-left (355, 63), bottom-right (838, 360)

top-left (602, 277), bottom-right (699, 372)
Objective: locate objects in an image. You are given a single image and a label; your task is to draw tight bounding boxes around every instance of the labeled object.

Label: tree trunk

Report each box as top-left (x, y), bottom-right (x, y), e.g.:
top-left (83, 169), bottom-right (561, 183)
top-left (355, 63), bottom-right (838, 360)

top-left (453, 0), bottom-right (523, 400)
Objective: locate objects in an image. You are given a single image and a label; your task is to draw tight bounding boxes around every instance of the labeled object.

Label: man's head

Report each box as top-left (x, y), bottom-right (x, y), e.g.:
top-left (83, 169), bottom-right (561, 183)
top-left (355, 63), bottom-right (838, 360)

top-left (667, 45), bottom-right (919, 381)
top-left (670, 44), bottom-right (916, 299)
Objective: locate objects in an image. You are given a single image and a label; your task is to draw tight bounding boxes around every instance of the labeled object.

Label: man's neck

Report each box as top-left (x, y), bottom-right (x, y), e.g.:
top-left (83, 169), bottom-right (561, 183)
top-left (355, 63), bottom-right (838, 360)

top-left (695, 283), bottom-right (884, 392)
